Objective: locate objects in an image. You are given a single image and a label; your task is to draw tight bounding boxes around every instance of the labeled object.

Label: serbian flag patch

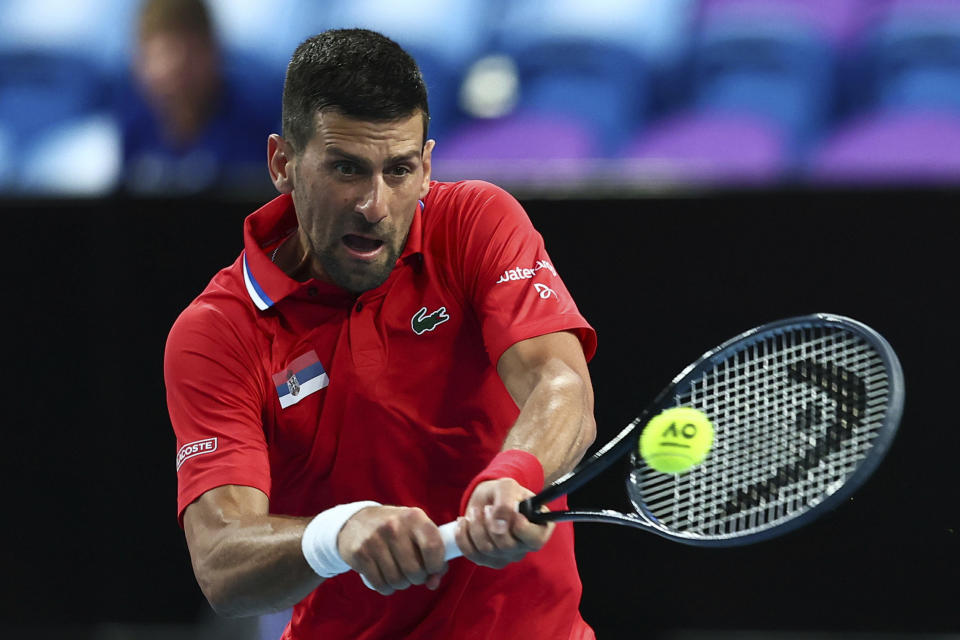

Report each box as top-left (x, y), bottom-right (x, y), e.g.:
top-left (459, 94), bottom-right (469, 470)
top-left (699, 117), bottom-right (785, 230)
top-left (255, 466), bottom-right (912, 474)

top-left (273, 350), bottom-right (329, 409)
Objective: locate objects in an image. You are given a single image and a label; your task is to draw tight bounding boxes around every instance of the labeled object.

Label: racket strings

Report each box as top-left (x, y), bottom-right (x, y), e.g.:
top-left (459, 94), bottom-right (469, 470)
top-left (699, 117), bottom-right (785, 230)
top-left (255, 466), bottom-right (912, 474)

top-left (630, 325), bottom-right (892, 540)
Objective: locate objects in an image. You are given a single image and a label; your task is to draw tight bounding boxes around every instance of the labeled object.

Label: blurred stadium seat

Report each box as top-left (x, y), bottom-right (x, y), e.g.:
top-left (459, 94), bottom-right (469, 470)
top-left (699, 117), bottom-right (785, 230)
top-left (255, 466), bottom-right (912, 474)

top-left (449, 0), bottom-right (697, 157)
top-left (859, 0), bottom-right (960, 113)
top-left (806, 108), bottom-right (960, 183)
top-left (430, 112), bottom-right (601, 188)
top-left (613, 0), bottom-right (865, 185)
top-left (495, 0), bottom-right (696, 69)
top-left (0, 0), bottom-right (134, 195)
top-left (0, 126), bottom-right (12, 189)
top-left (435, 113), bottom-right (598, 161)
top-left (619, 110), bottom-right (788, 185)
top-left (325, 0), bottom-right (494, 68)
top-left (689, 0), bottom-right (856, 156)
top-left (804, 0), bottom-right (960, 184)
top-left (206, 0), bottom-right (322, 73)
top-left (0, 50), bottom-right (116, 194)
top-left (500, 40), bottom-right (650, 155)
top-left (0, 51), bottom-right (107, 146)
top-left (21, 115), bottom-right (121, 195)
top-left (0, 0), bottom-right (138, 73)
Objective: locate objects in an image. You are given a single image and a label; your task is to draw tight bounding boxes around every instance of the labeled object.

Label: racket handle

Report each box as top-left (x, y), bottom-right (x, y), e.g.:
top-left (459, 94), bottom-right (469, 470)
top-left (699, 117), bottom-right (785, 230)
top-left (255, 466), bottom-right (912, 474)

top-left (438, 520), bottom-right (463, 560)
top-left (362, 522), bottom-right (459, 590)
top-left (360, 522), bottom-right (459, 590)
top-left (438, 497), bottom-right (544, 561)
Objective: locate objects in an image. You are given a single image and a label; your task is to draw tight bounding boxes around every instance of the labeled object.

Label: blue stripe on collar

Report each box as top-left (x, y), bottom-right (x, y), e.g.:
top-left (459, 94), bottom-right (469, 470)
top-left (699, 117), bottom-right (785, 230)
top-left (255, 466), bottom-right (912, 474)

top-left (243, 252), bottom-right (275, 310)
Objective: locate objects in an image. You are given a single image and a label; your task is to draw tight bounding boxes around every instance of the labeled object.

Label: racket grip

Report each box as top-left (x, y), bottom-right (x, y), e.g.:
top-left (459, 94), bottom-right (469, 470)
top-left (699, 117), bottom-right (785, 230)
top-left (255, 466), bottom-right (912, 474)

top-left (360, 521), bottom-right (460, 591)
top-left (438, 497), bottom-right (543, 561)
top-left (438, 521), bottom-right (463, 560)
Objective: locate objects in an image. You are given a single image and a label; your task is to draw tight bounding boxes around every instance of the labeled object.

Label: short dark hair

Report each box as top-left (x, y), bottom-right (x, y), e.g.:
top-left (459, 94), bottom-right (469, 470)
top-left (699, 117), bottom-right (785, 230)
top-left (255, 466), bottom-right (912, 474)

top-left (282, 28), bottom-right (430, 153)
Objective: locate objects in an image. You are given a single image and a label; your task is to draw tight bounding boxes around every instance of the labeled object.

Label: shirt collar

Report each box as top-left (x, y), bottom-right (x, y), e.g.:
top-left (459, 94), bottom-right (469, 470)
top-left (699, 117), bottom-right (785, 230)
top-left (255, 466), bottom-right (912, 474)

top-left (400, 197), bottom-right (424, 261)
top-left (241, 194), bottom-right (425, 311)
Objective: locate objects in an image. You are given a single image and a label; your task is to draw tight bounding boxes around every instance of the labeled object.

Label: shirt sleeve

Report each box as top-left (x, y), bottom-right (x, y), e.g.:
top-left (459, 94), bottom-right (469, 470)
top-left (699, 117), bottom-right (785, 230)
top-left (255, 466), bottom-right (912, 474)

top-left (164, 301), bottom-right (271, 527)
top-left (454, 181), bottom-right (597, 365)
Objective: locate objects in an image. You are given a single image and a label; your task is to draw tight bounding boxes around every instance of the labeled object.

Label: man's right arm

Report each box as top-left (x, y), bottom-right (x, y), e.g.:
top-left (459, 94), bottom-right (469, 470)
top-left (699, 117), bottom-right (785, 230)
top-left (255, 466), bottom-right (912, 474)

top-left (183, 485), bottom-right (449, 617)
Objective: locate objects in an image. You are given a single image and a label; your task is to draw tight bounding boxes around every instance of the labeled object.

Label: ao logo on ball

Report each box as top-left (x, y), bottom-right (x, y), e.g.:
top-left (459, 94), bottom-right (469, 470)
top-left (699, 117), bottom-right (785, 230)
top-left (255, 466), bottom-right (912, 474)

top-left (639, 407), bottom-right (715, 474)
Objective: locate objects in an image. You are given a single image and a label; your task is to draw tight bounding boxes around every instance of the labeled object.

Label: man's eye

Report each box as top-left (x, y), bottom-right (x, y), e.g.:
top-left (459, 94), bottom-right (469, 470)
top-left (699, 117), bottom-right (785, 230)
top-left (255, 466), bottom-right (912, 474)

top-left (334, 162), bottom-right (358, 175)
top-left (390, 166), bottom-right (411, 177)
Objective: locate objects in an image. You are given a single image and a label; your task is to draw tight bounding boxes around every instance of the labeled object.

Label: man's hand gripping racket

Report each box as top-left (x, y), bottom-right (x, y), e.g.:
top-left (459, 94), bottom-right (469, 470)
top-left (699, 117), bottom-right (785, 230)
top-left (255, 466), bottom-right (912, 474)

top-left (437, 313), bottom-right (904, 557)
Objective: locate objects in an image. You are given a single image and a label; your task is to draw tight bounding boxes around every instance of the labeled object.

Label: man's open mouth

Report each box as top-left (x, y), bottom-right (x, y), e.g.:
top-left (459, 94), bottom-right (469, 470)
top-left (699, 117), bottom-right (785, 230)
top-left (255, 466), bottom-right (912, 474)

top-left (342, 234), bottom-right (385, 256)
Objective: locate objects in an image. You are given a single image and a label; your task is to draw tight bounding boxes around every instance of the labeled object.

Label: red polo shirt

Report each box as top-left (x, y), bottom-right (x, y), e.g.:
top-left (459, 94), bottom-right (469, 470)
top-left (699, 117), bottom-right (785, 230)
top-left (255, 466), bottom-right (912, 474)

top-left (165, 180), bottom-right (597, 639)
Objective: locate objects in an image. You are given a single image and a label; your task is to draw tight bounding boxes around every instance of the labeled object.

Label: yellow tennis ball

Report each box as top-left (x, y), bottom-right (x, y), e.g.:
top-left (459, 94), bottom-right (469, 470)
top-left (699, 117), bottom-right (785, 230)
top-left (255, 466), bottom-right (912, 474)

top-left (639, 407), bottom-right (714, 474)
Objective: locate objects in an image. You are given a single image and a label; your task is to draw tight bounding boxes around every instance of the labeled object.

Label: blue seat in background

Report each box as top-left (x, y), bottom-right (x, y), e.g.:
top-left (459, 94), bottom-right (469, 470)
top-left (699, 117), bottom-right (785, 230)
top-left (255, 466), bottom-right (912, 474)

top-left (482, 0), bottom-right (695, 154)
top-left (806, 107), bottom-right (960, 184)
top-left (0, 51), bottom-right (108, 148)
top-left (0, 125), bottom-right (13, 190)
top-left (0, 0), bottom-right (137, 75)
top-left (19, 114), bottom-right (121, 196)
top-left (505, 40), bottom-right (649, 155)
top-left (698, 0), bottom-right (869, 47)
top-left (434, 112), bottom-right (599, 162)
top-left (0, 51), bottom-right (119, 195)
top-left (859, 0), bottom-right (960, 114)
top-left (687, 1), bottom-right (844, 158)
top-left (324, 0), bottom-right (493, 69)
top-left (468, 0), bottom-right (679, 156)
top-left (206, 0), bottom-right (324, 73)
top-left (495, 0), bottom-right (696, 71)
top-left (0, 0), bottom-right (132, 196)
top-left (619, 110), bottom-right (789, 186)
top-left (220, 48), bottom-right (285, 132)
top-left (430, 112), bottom-right (600, 188)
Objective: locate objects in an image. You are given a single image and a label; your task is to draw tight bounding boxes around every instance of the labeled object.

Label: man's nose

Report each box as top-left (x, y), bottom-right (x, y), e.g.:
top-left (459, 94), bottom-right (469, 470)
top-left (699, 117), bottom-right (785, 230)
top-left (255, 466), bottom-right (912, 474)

top-left (355, 176), bottom-right (388, 224)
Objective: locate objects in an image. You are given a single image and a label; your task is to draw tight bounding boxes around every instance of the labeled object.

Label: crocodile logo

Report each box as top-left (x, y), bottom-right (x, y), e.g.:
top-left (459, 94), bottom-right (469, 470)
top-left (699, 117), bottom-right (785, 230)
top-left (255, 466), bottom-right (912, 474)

top-left (411, 306), bottom-right (450, 335)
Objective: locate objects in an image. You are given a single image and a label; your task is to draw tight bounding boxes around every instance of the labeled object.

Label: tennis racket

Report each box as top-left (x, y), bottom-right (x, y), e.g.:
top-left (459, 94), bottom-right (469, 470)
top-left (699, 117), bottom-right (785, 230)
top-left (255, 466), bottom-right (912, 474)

top-left (437, 313), bottom-right (903, 556)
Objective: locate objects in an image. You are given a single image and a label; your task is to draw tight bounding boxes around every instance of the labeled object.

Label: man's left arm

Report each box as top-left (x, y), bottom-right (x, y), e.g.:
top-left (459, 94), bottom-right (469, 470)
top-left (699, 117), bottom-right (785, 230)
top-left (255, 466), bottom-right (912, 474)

top-left (454, 330), bottom-right (596, 569)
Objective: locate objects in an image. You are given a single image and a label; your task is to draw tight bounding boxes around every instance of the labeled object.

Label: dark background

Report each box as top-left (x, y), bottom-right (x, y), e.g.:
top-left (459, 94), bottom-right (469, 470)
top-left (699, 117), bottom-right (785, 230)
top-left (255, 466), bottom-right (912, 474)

top-left (2, 188), bottom-right (956, 637)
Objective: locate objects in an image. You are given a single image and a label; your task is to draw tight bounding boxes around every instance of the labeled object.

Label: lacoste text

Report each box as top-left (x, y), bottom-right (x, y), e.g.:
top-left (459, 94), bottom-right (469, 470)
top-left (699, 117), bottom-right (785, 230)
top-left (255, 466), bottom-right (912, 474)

top-left (176, 438), bottom-right (218, 471)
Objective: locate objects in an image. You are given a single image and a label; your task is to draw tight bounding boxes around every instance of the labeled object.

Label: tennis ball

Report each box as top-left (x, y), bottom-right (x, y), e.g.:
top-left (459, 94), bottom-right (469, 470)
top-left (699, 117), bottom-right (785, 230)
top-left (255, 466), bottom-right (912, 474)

top-left (639, 407), bottom-right (714, 474)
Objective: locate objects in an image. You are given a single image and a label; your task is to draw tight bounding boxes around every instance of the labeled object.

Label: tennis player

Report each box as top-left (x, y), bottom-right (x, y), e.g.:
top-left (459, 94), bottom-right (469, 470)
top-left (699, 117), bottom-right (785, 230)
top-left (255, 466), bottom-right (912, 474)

top-left (164, 28), bottom-right (597, 639)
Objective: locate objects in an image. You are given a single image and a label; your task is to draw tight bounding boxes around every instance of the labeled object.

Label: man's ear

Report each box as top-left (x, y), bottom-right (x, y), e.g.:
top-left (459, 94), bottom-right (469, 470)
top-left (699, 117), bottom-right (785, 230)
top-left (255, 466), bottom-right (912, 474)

top-left (419, 139), bottom-right (435, 199)
top-left (268, 134), bottom-right (295, 194)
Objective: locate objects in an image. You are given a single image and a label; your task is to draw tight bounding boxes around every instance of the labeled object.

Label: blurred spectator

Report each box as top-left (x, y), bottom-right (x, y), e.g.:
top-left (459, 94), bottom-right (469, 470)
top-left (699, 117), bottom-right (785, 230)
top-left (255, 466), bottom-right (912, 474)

top-left (116, 0), bottom-right (280, 196)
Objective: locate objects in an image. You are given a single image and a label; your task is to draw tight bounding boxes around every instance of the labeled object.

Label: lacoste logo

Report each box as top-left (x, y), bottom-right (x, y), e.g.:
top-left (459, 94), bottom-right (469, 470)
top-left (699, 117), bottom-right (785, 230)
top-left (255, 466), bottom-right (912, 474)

top-left (411, 306), bottom-right (450, 335)
top-left (176, 437), bottom-right (217, 471)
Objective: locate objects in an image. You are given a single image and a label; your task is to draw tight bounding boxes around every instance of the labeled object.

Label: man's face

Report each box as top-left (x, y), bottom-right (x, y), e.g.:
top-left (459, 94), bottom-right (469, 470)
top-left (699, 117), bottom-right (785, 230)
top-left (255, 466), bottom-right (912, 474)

top-left (282, 110), bottom-right (433, 293)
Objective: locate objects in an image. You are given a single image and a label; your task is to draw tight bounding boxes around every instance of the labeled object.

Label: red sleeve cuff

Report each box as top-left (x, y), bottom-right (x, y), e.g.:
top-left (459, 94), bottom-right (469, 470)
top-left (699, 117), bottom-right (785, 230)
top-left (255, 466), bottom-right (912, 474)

top-left (459, 449), bottom-right (545, 515)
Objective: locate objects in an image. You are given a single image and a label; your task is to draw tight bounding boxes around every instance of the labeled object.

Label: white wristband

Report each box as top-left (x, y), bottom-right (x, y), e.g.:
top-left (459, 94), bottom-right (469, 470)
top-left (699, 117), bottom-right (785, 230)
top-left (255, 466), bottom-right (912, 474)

top-left (301, 501), bottom-right (381, 578)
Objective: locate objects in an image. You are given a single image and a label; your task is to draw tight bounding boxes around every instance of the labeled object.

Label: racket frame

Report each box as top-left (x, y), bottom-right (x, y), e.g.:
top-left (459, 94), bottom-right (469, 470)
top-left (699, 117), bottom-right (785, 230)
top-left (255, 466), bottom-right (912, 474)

top-left (519, 313), bottom-right (904, 547)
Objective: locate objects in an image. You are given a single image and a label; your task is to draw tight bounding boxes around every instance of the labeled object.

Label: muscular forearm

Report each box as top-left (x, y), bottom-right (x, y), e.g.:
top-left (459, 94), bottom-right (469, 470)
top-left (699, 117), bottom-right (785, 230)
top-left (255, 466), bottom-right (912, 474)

top-left (456, 350), bottom-right (593, 569)
top-left (501, 357), bottom-right (596, 484)
top-left (187, 489), bottom-right (450, 611)
top-left (187, 510), bottom-right (321, 617)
